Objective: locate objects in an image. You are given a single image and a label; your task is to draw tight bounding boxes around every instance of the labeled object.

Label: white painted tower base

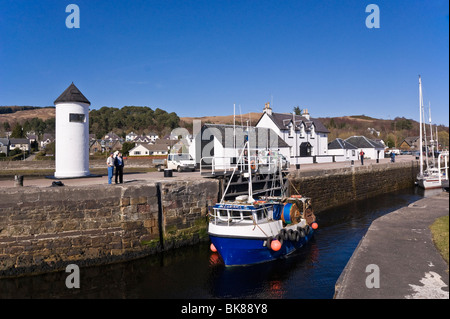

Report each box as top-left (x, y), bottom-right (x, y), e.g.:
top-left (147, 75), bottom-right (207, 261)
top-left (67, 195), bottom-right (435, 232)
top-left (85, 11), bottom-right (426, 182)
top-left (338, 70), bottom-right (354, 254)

top-left (54, 83), bottom-right (91, 178)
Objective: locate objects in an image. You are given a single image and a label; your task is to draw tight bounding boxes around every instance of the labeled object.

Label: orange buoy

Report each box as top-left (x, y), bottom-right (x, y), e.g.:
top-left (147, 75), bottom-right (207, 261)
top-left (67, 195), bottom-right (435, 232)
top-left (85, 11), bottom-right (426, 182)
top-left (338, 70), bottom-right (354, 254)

top-left (311, 222), bottom-right (318, 230)
top-left (210, 243), bottom-right (217, 252)
top-left (270, 239), bottom-right (282, 251)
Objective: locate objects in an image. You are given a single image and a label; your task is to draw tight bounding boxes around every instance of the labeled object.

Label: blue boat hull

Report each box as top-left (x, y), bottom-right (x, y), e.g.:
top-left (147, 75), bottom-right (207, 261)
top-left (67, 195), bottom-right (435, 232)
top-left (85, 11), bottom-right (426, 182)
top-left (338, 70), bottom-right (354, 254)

top-left (209, 230), bottom-right (314, 266)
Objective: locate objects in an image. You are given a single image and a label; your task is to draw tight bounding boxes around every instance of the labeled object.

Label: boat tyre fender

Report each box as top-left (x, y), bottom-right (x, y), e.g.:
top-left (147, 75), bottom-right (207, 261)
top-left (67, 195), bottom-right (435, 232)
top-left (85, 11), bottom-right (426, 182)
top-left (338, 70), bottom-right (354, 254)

top-left (265, 237), bottom-right (272, 249)
top-left (274, 234), bottom-right (284, 246)
top-left (297, 226), bottom-right (305, 238)
top-left (280, 228), bottom-right (289, 241)
top-left (288, 229), bottom-right (296, 241)
top-left (294, 230), bottom-right (301, 242)
top-left (304, 225), bottom-right (311, 236)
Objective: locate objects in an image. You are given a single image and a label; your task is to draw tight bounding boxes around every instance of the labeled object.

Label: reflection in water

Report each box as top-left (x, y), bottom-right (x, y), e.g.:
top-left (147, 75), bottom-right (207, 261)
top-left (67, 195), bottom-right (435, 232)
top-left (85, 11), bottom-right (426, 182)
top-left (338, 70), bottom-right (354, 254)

top-left (0, 187), bottom-right (431, 299)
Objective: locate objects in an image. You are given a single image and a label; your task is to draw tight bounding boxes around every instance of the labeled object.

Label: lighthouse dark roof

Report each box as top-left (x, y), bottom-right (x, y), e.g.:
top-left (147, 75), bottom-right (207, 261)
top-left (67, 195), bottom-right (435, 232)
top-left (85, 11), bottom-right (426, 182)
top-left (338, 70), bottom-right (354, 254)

top-left (54, 83), bottom-right (91, 105)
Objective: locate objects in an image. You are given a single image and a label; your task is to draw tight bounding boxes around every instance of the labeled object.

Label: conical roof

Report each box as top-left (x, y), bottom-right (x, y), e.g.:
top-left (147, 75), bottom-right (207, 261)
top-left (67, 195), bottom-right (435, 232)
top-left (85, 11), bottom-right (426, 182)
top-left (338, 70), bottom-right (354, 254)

top-left (54, 83), bottom-right (91, 105)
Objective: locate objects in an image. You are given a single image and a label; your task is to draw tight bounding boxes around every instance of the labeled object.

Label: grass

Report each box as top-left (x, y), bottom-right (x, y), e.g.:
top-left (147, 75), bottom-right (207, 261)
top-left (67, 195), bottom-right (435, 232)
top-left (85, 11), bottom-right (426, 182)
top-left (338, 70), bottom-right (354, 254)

top-left (430, 215), bottom-right (449, 265)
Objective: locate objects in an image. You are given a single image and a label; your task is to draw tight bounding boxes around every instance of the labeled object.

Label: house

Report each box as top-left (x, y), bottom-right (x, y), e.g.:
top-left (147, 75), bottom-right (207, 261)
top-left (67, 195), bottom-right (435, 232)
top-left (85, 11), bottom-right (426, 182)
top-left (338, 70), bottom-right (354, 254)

top-left (255, 103), bottom-right (330, 164)
top-left (399, 136), bottom-right (421, 150)
top-left (128, 143), bottom-right (170, 156)
top-left (327, 138), bottom-right (359, 162)
top-left (9, 138), bottom-right (30, 153)
top-left (132, 135), bottom-right (152, 144)
top-left (40, 133), bottom-right (55, 148)
top-left (0, 138), bottom-right (10, 156)
top-left (89, 140), bottom-right (102, 155)
top-left (147, 132), bottom-right (159, 143)
top-left (126, 132), bottom-right (138, 142)
top-left (344, 136), bottom-right (385, 160)
top-left (104, 131), bottom-right (121, 142)
top-left (191, 123), bottom-right (290, 168)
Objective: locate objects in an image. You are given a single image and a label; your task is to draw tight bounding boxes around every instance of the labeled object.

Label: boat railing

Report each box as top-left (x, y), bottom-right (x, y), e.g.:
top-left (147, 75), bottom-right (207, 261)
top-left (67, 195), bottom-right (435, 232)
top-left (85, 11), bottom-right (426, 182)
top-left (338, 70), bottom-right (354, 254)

top-left (209, 206), bottom-right (269, 226)
top-left (200, 155), bottom-right (284, 175)
top-left (438, 152), bottom-right (449, 183)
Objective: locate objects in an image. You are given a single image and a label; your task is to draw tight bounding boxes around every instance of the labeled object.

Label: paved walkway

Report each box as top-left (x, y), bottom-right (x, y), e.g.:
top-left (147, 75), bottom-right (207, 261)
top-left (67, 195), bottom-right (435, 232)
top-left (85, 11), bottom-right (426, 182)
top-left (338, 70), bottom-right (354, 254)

top-left (0, 155), bottom-right (417, 188)
top-left (335, 191), bottom-right (449, 299)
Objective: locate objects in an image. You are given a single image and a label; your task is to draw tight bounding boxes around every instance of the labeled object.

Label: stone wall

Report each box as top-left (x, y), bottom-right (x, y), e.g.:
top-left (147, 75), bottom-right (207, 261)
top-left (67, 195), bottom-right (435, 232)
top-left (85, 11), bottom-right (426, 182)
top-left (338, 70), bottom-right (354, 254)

top-left (0, 160), bottom-right (419, 278)
top-left (288, 161), bottom-right (419, 213)
top-left (0, 179), bottom-right (219, 278)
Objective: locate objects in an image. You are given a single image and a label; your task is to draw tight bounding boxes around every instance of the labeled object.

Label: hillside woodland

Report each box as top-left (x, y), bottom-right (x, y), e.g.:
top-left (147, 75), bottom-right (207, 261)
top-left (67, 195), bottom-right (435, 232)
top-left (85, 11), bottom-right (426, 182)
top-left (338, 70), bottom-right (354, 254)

top-left (1, 106), bottom-right (448, 149)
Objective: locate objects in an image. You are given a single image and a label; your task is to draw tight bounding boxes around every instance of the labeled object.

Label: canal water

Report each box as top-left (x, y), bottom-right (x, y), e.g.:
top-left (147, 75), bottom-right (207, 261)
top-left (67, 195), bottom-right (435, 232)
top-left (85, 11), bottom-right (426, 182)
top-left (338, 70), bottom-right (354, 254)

top-left (0, 187), bottom-right (439, 299)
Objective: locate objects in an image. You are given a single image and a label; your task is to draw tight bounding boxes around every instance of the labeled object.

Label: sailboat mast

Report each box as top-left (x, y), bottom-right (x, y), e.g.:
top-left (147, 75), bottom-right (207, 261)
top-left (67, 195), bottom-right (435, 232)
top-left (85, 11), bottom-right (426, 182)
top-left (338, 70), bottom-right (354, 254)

top-left (428, 102), bottom-right (435, 167)
top-left (246, 121), bottom-right (254, 202)
top-left (419, 76), bottom-right (423, 176)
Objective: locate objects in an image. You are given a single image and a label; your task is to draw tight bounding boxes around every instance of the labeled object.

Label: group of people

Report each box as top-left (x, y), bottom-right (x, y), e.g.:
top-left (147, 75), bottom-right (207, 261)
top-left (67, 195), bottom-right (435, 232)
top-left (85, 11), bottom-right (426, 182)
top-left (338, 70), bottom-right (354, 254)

top-left (107, 151), bottom-right (125, 184)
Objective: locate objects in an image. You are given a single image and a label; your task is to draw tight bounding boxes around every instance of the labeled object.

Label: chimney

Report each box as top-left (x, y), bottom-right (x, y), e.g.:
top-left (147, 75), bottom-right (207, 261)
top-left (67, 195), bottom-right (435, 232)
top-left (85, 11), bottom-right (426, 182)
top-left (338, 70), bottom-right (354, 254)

top-left (264, 102), bottom-right (272, 115)
top-left (302, 108), bottom-right (310, 120)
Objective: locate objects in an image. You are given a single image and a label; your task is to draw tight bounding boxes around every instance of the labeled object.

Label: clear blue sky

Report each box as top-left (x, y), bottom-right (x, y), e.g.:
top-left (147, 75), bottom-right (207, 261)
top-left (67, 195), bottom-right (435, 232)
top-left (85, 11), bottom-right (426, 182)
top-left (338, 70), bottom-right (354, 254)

top-left (1, 0), bottom-right (448, 125)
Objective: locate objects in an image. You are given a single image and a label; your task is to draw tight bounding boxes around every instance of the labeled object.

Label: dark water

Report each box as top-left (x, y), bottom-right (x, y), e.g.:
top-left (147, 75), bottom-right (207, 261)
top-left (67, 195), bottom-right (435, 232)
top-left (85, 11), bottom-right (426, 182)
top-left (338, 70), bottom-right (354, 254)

top-left (0, 187), bottom-right (437, 299)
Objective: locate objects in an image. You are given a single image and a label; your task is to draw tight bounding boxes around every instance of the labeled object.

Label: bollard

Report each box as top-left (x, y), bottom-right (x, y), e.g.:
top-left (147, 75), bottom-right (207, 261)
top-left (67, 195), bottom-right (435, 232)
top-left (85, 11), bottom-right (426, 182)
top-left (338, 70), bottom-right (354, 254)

top-left (296, 164), bottom-right (300, 170)
top-left (14, 175), bottom-right (24, 187)
top-left (164, 169), bottom-right (173, 178)
top-left (351, 160), bottom-right (354, 166)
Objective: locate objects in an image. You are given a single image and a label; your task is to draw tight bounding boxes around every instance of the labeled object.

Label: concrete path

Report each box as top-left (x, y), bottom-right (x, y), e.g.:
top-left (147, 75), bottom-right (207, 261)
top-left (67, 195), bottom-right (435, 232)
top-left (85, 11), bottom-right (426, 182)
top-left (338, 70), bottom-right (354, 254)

top-left (335, 191), bottom-right (449, 299)
top-left (0, 155), bottom-right (417, 188)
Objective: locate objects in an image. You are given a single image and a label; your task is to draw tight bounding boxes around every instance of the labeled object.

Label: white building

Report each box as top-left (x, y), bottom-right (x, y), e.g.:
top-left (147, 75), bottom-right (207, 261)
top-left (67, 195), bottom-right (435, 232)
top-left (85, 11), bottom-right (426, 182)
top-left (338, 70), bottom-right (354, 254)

top-left (54, 83), bottom-right (91, 178)
top-left (255, 103), bottom-right (330, 164)
top-left (191, 123), bottom-right (290, 170)
top-left (327, 138), bottom-right (359, 162)
top-left (344, 136), bottom-right (385, 160)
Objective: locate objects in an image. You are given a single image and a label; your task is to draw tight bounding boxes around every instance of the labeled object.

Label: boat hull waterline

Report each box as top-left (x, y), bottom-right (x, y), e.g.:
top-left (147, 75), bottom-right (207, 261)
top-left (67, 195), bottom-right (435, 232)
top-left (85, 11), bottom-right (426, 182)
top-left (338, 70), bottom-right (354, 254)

top-left (209, 230), bottom-right (314, 266)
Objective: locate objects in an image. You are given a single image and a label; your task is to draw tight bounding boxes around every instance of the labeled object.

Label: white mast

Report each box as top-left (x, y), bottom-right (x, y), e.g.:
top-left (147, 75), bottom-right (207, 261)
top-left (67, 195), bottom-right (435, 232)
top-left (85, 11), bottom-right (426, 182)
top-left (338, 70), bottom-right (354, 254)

top-left (419, 75), bottom-right (423, 176)
top-left (246, 121), bottom-right (254, 203)
top-left (428, 102), bottom-right (435, 167)
top-left (233, 103), bottom-right (236, 154)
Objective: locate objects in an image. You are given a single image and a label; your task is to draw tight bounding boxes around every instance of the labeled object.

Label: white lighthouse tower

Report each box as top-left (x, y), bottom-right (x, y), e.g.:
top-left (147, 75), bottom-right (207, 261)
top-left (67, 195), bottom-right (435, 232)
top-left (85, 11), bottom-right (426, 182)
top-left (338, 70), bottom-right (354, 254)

top-left (54, 83), bottom-right (91, 178)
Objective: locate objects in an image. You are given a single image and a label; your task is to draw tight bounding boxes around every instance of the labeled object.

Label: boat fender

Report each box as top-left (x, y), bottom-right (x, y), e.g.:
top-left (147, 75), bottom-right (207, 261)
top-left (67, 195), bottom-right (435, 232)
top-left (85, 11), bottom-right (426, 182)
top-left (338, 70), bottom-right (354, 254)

top-left (304, 225), bottom-right (311, 236)
top-left (265, 237), bottom-right (272, 249)
top-left (280, 228), bottom-right (289, 241)
top-left (288, 229), bottom-right (296, 241)
top-left (274, 234), bottom-right (284, 246)
top-left (295, 231), bottom-right (301, 242)
top-left (297, 226), bottom-right (305, 238)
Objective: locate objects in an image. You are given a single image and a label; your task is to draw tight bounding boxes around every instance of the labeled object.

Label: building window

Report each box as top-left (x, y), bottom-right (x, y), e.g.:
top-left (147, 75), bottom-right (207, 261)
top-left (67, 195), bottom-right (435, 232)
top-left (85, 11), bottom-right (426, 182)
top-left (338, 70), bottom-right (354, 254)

top-left (69, 113), bottom-right (85, 123)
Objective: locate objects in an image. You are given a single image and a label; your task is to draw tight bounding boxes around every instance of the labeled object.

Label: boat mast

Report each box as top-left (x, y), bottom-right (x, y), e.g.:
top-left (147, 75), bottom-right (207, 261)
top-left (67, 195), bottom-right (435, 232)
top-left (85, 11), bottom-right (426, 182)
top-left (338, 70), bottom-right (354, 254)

top-left (246, 121), bottom-right (254, 203)
top-left (428, 102), bottom-right (435, 167)
top-left (419, 75), bottom-right (423, 176)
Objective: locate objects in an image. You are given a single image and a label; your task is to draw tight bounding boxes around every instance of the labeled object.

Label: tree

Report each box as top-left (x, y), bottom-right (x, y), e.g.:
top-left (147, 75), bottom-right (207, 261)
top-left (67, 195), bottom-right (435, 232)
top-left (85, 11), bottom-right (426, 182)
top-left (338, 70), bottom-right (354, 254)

top-left (293, 106), bottom-right (302, 115)
top-left (10, 123), bottom-right (25, 138)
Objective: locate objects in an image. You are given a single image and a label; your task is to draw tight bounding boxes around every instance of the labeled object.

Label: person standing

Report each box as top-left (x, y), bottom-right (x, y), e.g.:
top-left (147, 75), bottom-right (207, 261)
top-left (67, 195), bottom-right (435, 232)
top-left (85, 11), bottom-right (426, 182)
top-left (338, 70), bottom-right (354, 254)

top-left (106, 153), bottom-right (114, 184)
top-left (114, 151), bottom-right (124, 184)
top-left (390, 151), bottom-right (396, 163)
top-left (359, 150), bottom-right (365, 165)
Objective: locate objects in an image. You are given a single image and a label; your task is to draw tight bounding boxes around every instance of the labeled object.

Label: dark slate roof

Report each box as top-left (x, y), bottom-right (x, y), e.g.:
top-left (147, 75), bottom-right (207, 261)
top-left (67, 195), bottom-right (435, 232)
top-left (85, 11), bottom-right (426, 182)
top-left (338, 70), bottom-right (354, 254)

top-left (344, 136), bottom-right (385, 149)
top-left (328, 138), bottom-right (358, 150)
top-left (257, 112), bottom-right (330, 134)
top-left (202, 124), bottom-right (290, 149)
top-left (54, 83), bottom-right (91, 105)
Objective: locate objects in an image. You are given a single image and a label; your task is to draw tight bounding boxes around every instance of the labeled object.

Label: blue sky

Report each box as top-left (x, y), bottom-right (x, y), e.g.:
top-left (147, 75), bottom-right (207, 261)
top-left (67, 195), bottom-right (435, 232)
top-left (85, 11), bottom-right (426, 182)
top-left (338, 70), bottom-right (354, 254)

top-left (1, 0), bottom-right (448, 125)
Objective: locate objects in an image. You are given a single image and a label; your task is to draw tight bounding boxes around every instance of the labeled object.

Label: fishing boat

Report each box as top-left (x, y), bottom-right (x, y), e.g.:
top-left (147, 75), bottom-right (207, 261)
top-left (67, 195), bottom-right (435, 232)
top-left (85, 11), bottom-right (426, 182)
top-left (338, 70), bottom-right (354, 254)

top-left (208, 129), bottom-right (317, 266)
top-left (416, 76), bottom-right (447, 189)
